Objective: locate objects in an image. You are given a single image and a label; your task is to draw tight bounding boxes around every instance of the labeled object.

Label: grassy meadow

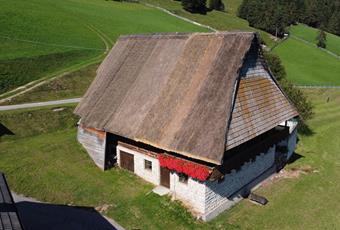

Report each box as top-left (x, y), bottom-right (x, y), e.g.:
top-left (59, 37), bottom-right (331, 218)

top-left (140, 0), bottom-right (275, 47)
top-left (290, 24), bottom-right (340, 56)
top-left (0, 0), bottom-right (207, 95)
top-left (273, 26), bottom-right (340, 86)
top-left (1, 89), bottom-right (340, 229)
top-left (1, 64), bottom-right (98, 105)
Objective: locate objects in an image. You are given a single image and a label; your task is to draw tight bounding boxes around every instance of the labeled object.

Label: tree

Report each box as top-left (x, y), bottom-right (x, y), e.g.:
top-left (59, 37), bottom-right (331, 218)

top-left (182, 0), bottom-right (207, 14)
top-left (238, 0), bottom-right (340, 38)
top-left (208, 0), bottom-right (225, 11)
top-left (328, 12), bottom-right (340, 36)
top-left (316, 29), bottom-right (327, 48)
top-left (263, 52), bottom-right (286, 81)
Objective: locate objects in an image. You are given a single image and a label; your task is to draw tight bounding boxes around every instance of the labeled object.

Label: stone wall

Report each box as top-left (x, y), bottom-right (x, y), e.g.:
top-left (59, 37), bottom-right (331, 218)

top-left (169, 173), bottom-right (206, 214)
top-left (77, 125), bottom-right (106, 170)
top-left (117, 145), bottom-right (160, 185)
top-left (202, 146), bottom-right (276, 219)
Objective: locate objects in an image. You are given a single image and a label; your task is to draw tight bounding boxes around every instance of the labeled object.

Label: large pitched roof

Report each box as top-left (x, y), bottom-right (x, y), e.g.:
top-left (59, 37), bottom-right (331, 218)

top-left (75, 32), bottom-right (298, 165)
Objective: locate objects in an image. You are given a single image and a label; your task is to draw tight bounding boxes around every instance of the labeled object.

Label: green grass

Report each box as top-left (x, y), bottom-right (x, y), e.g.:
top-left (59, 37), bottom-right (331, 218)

top-left (290, 24), bottom-right (340, 56)
top-left (1, 89), bottom-right (340, 229)
top-left (0, 50), bottom-right (96, 94)
top-left (273, 36), bottom-right (340, 85)
top-left (1, 64), bottom-right (98, 105)
top-left (140, 0), bottom-right (275, 47)
top-left (0, 0), bottom-right (207, 95)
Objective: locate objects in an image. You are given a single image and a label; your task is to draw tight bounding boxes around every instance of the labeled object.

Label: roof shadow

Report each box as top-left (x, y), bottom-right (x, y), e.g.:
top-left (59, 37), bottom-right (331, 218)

top-left (287, 152), bottom-right (304, 165)
top-left (16, 201), bottom-right (117, 230)
top-left (0, 123), bottom-right (14, 137)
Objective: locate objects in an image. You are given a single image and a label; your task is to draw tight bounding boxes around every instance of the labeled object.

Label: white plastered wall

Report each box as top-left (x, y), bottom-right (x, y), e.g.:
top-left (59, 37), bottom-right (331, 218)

top-left (116, 145), bottom-right (160, 185)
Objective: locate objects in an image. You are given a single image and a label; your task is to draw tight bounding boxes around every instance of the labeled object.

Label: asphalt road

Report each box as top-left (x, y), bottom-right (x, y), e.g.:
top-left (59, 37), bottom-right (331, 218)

top-left (0, 98), bottom-right (81, 111)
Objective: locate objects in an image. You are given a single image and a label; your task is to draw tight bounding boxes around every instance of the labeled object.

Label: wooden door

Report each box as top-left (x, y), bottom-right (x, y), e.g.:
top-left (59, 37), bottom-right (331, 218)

top-left (120, 151), bottom-right (134, 172)
top-left (160, 167), bottom-right (170, 188)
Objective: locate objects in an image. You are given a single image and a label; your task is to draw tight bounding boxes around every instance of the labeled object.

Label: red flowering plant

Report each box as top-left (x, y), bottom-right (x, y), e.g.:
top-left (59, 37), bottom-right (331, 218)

top-left (158, 154), bottom-right (211, 181)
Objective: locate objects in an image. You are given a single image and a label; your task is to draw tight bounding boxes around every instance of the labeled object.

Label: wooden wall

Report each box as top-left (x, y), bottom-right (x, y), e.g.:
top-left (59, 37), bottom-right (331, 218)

top-left (77, 124), bottom-right (106, 170)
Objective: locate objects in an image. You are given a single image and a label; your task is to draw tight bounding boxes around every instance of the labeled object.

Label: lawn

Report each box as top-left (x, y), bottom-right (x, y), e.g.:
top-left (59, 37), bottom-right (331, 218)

top-left (1, 89), bottom-right (340, 229)
top-left (140, 0), bottom-right (275, 47)
top-left (0, 64), bottom-right (98, 105)
top-left (273, 37), bottom-right (340, 85)
top-left (290, 24), bottom-right (340, 56)
top-left (0, 0), bottom-right (207, 95)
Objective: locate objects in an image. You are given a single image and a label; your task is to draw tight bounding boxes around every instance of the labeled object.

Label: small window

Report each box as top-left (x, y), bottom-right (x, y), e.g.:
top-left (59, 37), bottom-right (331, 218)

top-left (178, 173), bottom-right (188, 184)
top-left (144, 160), bottom-right (152, 171)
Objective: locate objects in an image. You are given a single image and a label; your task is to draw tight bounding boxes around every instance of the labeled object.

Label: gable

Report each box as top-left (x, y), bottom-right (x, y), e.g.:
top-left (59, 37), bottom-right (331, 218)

top-left (225, 43), bottom-right (298, 151)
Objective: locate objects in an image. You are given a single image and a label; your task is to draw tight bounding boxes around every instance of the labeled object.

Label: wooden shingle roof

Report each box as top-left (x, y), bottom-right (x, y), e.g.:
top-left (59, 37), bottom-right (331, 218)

top-left (75, 32), bottom-right (298, 165)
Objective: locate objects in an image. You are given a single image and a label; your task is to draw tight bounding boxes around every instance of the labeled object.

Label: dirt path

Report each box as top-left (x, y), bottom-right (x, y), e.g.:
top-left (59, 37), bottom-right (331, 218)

top-left (0, 98), bottom-right (81, 111)
top-left (0, 24), bottom-right (110, 104)
top-left (142, 2), bottom-right (217, 32)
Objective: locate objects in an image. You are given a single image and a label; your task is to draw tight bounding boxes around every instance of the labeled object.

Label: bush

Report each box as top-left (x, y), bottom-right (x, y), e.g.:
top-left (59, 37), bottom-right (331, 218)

top-left (208, 0), bottom-right (225, 11)
top-left (316, 29), bottom-right (327, 48)
top-left (181, 0), bottom-right (207, 14)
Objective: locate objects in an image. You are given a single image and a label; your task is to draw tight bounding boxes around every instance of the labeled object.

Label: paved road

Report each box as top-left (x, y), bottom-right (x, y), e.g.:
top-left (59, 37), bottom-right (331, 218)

top-left (12, 192), bottom-right (125, 230)
top-left (0, 98), bottom-right (81, 111)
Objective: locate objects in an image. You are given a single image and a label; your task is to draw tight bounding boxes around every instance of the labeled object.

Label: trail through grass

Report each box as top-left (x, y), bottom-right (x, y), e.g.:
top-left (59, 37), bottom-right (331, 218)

top-left (0, 0), bottom-right (207, 94)
top-left (140, 0), bottom-right (275, 47)
top-left (0, 64), bottom-right (98, 105)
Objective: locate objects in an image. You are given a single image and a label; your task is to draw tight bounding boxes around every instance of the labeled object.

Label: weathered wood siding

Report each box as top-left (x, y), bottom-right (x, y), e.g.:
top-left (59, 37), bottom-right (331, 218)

top-left (239, 42), bottom-right (270, 79)
top-left (77, 125), bottom-right (106, 170)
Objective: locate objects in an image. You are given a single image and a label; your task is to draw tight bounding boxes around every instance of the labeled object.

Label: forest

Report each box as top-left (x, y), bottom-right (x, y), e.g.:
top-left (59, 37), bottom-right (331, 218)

top-left (238, 0), bottom-right (340, 37)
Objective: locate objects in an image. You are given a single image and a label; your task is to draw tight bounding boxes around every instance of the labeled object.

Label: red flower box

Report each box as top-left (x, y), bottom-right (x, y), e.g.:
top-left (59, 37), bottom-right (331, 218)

top-left (158, 154), bottom-right (211, 181)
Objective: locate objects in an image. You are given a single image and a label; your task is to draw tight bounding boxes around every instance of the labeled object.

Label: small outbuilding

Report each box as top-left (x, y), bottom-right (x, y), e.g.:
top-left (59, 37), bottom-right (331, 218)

top-left (74, 32), bottom-right (299, 221)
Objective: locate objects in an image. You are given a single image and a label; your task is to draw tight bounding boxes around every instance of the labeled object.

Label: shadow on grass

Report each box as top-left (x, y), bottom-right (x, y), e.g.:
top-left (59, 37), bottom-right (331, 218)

top-left (16, 201), bottom-right (117, 230)
top-left (298, 123), bottom-right (314, 136)
top-left (0, 122), bottom-right (14, 137)
top-left (287, 152), bottom-right (304, 165)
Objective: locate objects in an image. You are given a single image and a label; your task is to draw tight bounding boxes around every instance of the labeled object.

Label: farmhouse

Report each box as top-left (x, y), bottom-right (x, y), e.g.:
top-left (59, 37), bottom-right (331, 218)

top-left (74, 32), bottom-right (299, 221)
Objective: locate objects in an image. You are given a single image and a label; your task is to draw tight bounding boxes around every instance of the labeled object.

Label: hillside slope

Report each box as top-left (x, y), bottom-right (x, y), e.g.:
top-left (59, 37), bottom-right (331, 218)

top-left (140, 0), bottom-right (275, 47)
top-left (290, 24), bottom-right (340, 56)
top-left (0, 0), bottom-right (207, 94)
top-left (273, 26), bottom-right (340, 85)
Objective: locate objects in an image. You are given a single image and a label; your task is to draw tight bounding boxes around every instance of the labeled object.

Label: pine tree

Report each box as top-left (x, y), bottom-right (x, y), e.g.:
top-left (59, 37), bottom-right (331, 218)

top-left (316, 29), bottom-right (327, 48)
top-left (327, 12), bottom-right (340, 36)
top-left (182, 0), bottom-right (207, 13)
top-left (208, 0), bottom-right (225, 11)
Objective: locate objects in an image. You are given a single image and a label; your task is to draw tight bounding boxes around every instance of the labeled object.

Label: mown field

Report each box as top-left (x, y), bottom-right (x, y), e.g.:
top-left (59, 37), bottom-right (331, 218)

top-left (1, 89), bottom-right (340, 229)
top-left (273, 27), bottom-right (340, 85)
top-left (1, 64), bottom-right (98, 105)
top-left (0, 0), bottom-right (207, 95)
top-left (290, 24), bottom-right (340, 56)
top-left (141, 0), bottom-right (275, 47)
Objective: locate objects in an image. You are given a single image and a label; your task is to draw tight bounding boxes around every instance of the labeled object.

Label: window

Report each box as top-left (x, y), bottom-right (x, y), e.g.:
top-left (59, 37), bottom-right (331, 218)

top-left (178, 173), bottom-right (188, 184)
top-left (144, 160), bottom-right (152, 171)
